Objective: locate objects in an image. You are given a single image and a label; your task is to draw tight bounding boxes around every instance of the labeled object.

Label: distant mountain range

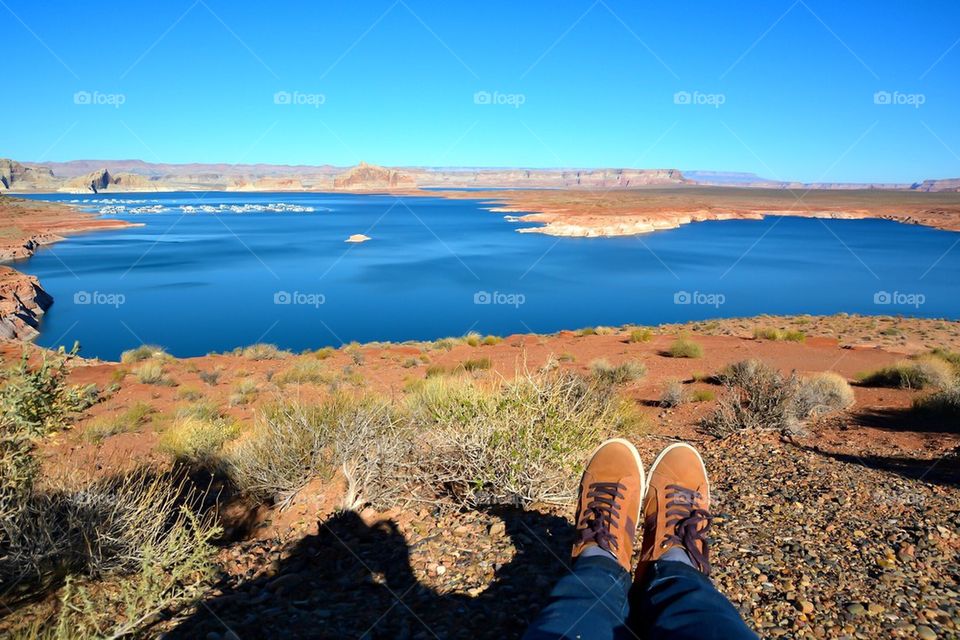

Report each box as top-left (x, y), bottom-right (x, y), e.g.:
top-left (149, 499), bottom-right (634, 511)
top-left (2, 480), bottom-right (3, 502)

top-left (683, 170), bottom-right (960, 192)
top-left (1, 158), bottom-right (957, 193)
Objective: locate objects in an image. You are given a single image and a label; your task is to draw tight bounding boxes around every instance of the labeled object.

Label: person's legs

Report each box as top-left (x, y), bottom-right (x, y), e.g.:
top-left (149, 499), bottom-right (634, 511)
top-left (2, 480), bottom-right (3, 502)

top-left (523, 438), bottom-right (645, 640)
top-left (522, 554), bottom-right (632, 640)
top-left (629, 443), bottom-right (757, 639)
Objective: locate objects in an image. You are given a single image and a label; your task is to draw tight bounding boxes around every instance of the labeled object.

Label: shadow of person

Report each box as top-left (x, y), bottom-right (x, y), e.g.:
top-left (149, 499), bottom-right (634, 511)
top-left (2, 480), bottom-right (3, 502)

top-left (167, 506), bottom-right (576, 639)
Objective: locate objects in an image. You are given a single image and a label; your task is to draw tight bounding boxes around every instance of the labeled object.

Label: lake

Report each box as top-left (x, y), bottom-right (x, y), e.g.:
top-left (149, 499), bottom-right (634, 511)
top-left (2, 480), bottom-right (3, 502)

top-left (15, 191), bottom-right (960, 360)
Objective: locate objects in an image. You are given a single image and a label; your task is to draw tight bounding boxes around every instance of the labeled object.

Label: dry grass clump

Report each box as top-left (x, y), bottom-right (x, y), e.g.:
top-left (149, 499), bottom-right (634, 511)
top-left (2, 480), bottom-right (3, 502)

top-left (224, 370), bottom-right (639, 512)
top-left (133, 361), bottom-right (172, 386)
top-left (457, 357), bottom-right (492, 372)
top-left (590, 359), bottom-right (647, 384)
top-left (225, 396), bottom-right (404, 508)
top-left (159, 416), bottom-right (240, 464)
top-left (857, 356), bottom-right (954, 390)
top-left (660, 380), bottom-right (686, 407)
top-left (753, 327), bottom-right (806, 342)
top-left (1, 467), bottom-right (219, 628)
top-left (795, 372), bottom-right (855, 418)
top-left (119, 344), bottom-right (169, 364)
top-left (228, 378), bottom-right (259, 406)
top-left (274, 359), bottom-right (329, 386)
top-left (83, 402), bottom-right (154, 443)
top-left (629, 327), bottom-right (654, 343)
top-left (666, 337), bottom-right (703, 358)
top-left (706, 361), bottom-right (854, 437)
top-left (913, 386), bottom-right (960, 419)
top-left (239, 343), bottom-right (290, 361)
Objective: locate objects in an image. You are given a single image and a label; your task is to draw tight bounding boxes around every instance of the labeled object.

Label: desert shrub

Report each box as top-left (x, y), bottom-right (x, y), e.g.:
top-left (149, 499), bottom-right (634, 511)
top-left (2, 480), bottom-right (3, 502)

top-left (458, 357), bottom-right (492, 372)
top-left (431, 337), bottom-right (458, 351)
top-left (705, 359), bottom-right (801, 437)
top-left (928, 347), bottom-right (960, 370)
top-left (629, 328), bottom-right (654, 343)
top-left (133, 361), bottom-right (171, 386)
top-left (482, 335), bottom-right (502, 346)
top-left (857, 357), bottom-right (954, 390)
top-left (412, 372), bottom-right (638, 508)
top-left (401, 357), bottom-right (419, 368)
top-left (197, 369), bottom-right (221, 386)
top-left (1, 351), bottom-right (97, 436)
top-left (464, 332), bottom-right (482, 347)
top-left (666, 337), bottom-right (703, 359)
top-left (576, 327), bottom-right (597, 337)
top-left (119, 344), bottom-right (168, 364)
top-left (274, 359), bottom-right (328, 386)
top-left (240, 343), bottom-right (290, 361)
top-left (159, 416), bottom-right (240, 464)
top-left (795, 372), bottom-right (855, 418)
top-left (225, 396), bottom-right (401, 508)
top-left (228, 378), bottom-right (258, 406)
top-left (312, 346), bottom-right (336, 359)
top-left (83, 402), bottom-right (155, 443)
top-left (660, 380), bottom-right (686, 407)
top-left (1, 467), bottom-right (218, 617)
top-left (590, 359), bottom-right (647, 384)
top-left (174, 399), bottom-right (222, 422)
top-left (912, 386), bottom-right (960, 419)
top-left (753, 328), bottom-right (806, 342)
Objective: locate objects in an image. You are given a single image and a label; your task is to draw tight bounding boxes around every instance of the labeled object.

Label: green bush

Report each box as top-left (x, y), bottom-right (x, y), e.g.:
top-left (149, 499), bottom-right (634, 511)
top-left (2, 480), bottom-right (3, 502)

top-left (753, 327), bottom-right (806, 342)
top-left (274, 359), bottom-right (329, 386)
top-left (666, 337), bottom-right (703, 358)
top-left (629, 328), bottom-right (654, 343)
top-left (458, 357), bottom-right (492, 372)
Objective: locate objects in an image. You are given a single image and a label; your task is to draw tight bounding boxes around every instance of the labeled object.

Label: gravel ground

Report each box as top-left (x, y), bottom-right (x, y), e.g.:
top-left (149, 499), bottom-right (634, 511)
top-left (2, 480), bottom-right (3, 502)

top-left (163, 433), bottom-right (959, 640)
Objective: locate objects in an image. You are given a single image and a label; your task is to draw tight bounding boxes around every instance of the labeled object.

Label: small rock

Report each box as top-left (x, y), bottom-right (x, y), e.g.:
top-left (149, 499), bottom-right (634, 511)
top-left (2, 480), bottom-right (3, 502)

top-left (846, 603), bottom-right (866, 616)
top-left (917, 625), bottom-right (937, 640)
top-left (488, 521), bottom-right (506, 537)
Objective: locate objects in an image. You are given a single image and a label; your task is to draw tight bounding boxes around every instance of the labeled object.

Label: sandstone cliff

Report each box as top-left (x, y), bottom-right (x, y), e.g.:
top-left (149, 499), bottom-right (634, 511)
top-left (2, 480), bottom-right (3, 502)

top-left (0, 266), bottom-right (53, 340)
top-left (333, 162), bottom-right (416, 190)
top-left (0, 159), bottom-right (56, 191)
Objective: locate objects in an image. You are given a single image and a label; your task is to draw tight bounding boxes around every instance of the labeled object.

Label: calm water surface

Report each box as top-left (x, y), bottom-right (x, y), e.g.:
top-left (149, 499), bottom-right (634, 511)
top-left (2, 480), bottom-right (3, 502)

top-left (15, 191), bottom-right (960, 360)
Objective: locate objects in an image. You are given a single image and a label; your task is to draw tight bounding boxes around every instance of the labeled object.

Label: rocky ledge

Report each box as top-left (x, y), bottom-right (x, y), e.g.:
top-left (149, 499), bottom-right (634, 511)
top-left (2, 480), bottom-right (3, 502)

top-left (0, 267), bottom-right (53, 340)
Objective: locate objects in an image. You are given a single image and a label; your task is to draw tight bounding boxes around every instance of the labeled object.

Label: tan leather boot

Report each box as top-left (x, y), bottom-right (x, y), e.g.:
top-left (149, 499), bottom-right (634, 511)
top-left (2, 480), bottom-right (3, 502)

top-left (570, 438), bottom-right (645, 572)
top-left (637, 442), bottom-right (713, 579)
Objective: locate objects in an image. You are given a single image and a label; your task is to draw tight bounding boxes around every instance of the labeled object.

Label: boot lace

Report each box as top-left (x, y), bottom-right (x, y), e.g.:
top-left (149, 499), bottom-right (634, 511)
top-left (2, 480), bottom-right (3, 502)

top-left (662, 484), bottom-right (712, 575)
top-left (577, 482), bottom-right (625, 554)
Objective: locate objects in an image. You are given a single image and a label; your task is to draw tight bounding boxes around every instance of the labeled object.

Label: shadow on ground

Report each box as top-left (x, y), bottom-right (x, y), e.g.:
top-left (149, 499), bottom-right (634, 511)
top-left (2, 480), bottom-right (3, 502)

top-left (168, 507), bottom-right (574, 640)
top-left (850, 406), bottom-right (959, 434)
top-left (800, 444), bottom-right (960, 488)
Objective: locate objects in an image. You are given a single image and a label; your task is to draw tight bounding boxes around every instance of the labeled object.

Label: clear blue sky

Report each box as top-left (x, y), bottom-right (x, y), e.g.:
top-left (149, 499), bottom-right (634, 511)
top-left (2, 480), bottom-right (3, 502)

top-left (2, 0), bottom-right (958, 182)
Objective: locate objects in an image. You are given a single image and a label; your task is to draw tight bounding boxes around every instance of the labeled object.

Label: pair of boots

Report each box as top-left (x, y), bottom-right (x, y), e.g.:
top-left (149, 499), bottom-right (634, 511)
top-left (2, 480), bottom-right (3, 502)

top-left (572, 439), bottom-right (712, 579)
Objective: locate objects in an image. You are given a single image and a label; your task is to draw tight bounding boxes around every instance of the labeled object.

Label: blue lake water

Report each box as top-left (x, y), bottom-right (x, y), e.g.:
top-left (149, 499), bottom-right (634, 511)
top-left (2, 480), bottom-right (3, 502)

top-left (14, 191), bottom-right (960, 360)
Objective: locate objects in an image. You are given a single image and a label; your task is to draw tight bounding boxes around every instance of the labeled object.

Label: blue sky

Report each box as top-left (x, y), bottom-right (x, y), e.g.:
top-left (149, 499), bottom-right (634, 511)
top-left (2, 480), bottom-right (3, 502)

top-left (2, 0), bottom-right (958, 182)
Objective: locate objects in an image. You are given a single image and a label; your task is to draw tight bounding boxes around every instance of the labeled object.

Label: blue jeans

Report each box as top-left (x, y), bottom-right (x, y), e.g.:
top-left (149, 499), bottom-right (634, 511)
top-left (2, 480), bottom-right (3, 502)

top-left (523, 555), bottom-right (757, 640)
